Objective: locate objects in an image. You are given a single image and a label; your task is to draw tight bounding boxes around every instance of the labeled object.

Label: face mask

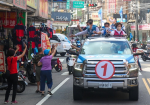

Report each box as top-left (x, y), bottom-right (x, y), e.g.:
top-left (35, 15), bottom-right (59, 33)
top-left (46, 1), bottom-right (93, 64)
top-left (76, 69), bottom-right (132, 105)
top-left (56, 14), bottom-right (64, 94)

top-left (87, 25), bottom-right (90, 28)
top-left (117, 27), bottom-right (121, 30)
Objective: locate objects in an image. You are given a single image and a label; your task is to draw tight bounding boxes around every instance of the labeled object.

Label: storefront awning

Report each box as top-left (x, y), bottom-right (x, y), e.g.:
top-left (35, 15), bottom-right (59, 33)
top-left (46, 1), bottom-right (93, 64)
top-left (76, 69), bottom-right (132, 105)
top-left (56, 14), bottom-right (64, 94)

top-left (0, 4), bottom-right (11, 11)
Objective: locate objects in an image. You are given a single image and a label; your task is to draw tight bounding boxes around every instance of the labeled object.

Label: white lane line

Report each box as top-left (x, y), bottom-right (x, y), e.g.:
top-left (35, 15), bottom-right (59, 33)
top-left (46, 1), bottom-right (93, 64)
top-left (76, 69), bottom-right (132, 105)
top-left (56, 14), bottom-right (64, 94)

top-left (139, 72), bottom-right (142, 75)
top-left (61, 72), bottom-right (69, 75)
top-left (139, 60), bottom-right (144, 62)
top-left (59, 59), bottom-right (64, 63)
top-left (36, 78), bottom-right (70, 105)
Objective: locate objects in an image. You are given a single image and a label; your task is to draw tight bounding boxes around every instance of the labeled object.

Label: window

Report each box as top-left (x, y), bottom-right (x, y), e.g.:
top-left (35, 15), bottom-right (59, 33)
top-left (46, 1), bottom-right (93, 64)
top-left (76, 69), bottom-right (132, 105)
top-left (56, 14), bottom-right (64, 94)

top-left (51, 35), bottom-right (58, 41)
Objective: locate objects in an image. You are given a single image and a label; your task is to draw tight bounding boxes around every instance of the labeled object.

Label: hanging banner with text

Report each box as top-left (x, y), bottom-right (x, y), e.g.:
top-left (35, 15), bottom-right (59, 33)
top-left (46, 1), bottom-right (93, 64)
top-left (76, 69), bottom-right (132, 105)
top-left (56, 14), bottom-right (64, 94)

top-left (0, 51), bottom-right (6, 72)
top-left (41, 32), bottom-right (51, 51)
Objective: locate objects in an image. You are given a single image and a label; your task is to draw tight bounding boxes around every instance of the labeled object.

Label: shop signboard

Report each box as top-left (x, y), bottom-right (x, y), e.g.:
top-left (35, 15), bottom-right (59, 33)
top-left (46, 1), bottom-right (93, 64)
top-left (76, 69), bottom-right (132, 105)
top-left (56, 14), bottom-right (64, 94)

top-left (51, 12), bottom-right (71, 22)
top-left (13, 0), bottom-right (27, 9)
top-left (73, 1), bottom-right (84, 8)
top-left (0, 11), bottom-right (17, 28)
top-left (131, 24), bottom-right (150, 31)
top-left (49, 0), bottom-right (67, 2)
top-left (17, 12), bottom-right (26, 26)
top-left (91, 13), bottom-right (100, 20)
top-left (27, 0), bottom-right (37, 9)
top-left (39, 0), bottom-right (48, 19)
top-left (47, 20), bottom-right (52, 28)
top-left (66, 0), bottom-right (70, 9)
top-left (0, 51), bottom-right (6, 72)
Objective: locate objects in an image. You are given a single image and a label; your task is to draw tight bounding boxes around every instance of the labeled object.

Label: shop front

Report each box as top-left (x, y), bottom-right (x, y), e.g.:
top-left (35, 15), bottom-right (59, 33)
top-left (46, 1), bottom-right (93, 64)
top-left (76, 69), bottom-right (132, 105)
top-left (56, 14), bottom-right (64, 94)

top-left (131, 24), bottom-right (150, 43)
top-left (91, 13), bottom-right (100, 26)
top-left (51, 12), bottom-right (71, 33)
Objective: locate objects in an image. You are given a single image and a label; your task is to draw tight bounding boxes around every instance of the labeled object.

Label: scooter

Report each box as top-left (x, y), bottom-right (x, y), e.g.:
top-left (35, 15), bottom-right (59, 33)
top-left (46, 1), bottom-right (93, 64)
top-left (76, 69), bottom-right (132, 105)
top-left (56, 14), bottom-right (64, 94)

top-left (51, 58), bottom-right (62, 72)
top-left (66, 50), bottom-right (76, 75)
top-left (0, 72), bottom-right (27, 93)
top-left (24, 55), bottom-right (36, 83)
top-left (17, 71), bottom-right (27, 93)
top-left (141, 50), bottom-right (150, 61)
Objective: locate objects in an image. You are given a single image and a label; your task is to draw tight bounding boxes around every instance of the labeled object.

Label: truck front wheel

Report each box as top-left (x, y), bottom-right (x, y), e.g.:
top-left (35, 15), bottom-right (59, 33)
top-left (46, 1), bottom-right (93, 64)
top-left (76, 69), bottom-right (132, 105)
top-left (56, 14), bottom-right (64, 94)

top-left (73, 85), bottom-right (83, 100)
top-left (129, 86), bottom-right (139, 101)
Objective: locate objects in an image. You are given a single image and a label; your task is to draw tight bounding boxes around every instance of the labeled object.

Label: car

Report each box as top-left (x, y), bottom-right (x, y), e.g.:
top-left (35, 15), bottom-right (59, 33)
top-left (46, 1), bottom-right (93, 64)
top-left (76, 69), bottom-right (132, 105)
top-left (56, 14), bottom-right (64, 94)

top-left (70, 37), bottom-right (139, 101)
top-left (50, 33), bottom-right (72, 56)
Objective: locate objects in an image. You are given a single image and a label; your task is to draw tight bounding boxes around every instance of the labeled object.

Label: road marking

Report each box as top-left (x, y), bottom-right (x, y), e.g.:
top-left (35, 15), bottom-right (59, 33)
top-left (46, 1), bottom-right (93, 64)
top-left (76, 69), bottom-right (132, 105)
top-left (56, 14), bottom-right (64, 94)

top-left (59, 59), bottom-right (64, 63)
top-left (36, 78), bottom-right (70, 105)
top-left (139, 60), bottom-right (144, 62)
top-left (139, 72), bottom-right (142, 75)
top-left (61, 72), bottom-right (69, 75)
top-left (142, 78), bottom-right (150, 95)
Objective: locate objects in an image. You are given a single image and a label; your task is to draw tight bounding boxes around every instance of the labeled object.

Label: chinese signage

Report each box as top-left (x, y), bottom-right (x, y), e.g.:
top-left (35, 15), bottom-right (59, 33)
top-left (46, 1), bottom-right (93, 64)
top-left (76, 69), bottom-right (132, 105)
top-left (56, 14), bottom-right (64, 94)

top-left (131, 24), bottom-right (150, 31)
top-left (73, 1), bottom-right (84, 8)
top-left (41, 32), bottom-right (51, 51)
top-left (17, 12), bottom-right (26, 26)
top-left (0, 12), bottom-right (17, 28)
top-left (27, 0), bottom-right (37, 9)
top-left (91, 13), bottom-right (100, 20)
top-left (47, 20), bottom-right (52, 28)
top-left (66, 0), bottom-right (70, 9)
top-left (117, 18), bottom-right (126, 22)
top-left (39, 0), bottom-right (48, 19)
top-left (13, 0), bottom-right (27, 9)
top-left (0, 51), bottom-right (6, 72)
top-left (51, 12), bottom-right (71, 22)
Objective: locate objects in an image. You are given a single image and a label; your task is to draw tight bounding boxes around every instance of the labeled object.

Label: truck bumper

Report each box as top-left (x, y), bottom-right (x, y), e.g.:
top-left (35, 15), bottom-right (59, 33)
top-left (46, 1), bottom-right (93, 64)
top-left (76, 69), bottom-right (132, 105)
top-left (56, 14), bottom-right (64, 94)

top-left (73, 77), bottom-right (138, 90)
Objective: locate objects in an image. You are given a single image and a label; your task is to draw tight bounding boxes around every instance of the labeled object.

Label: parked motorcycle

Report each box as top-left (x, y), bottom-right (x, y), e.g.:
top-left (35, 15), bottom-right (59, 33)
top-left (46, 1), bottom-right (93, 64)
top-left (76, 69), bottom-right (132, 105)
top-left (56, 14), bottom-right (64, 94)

top-left (24, 55), bottom-right (36, 83)
top-left (51, 58), bottom-right (62, 72)
top-left (0, 72), bottom-right (27, 93)
top-left (141, 50), bottom-right (150, 61)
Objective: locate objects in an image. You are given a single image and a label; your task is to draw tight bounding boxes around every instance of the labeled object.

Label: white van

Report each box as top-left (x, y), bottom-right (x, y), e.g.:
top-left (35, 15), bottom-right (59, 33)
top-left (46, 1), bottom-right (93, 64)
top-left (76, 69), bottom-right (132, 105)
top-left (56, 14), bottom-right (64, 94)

top-left (50, 33), bottom-right (72, 56)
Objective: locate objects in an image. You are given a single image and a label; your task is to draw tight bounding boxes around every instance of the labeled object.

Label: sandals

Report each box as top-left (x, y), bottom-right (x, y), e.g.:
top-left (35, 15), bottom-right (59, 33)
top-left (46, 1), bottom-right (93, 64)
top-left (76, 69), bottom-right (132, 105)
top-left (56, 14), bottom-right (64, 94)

top-left (48, 91), bottom-right (53, 95)
top-left (36, 90), bottom-right (42, 93)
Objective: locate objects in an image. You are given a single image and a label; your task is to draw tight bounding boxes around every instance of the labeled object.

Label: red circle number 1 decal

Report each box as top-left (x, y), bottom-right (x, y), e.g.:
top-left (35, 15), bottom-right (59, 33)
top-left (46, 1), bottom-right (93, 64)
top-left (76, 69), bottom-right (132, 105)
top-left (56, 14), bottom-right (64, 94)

top-left (95, 60), bottom-right (115, 80)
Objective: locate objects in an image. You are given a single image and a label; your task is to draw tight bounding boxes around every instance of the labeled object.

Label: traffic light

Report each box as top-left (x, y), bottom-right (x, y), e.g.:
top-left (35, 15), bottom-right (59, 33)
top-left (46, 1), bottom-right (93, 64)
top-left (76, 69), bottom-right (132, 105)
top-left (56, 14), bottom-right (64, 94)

top-left (87, 4), bottom-right (97, 7)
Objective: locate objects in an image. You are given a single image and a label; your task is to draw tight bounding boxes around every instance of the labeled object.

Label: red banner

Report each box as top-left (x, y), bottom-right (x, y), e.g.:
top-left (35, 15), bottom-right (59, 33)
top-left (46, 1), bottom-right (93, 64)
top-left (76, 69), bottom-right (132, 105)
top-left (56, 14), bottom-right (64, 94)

top-left (0, 51), bottom-right (5, 72)
top-left (0, 12), bottom-right (17, 28)
top-left (41, 32), bottom-right (51, 51)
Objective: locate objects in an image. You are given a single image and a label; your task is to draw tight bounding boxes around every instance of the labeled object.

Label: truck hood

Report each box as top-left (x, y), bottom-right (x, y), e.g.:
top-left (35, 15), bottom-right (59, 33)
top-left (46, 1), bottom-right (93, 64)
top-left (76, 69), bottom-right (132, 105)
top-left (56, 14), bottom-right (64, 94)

top-left (77, 54), bottom-right (135, 63)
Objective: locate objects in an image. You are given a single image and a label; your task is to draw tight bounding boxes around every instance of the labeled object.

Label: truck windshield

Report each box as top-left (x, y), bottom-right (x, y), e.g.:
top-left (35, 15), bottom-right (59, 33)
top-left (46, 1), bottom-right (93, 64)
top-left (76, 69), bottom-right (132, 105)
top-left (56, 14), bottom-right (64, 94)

top-left (81, 41), bottom-right (132, 55)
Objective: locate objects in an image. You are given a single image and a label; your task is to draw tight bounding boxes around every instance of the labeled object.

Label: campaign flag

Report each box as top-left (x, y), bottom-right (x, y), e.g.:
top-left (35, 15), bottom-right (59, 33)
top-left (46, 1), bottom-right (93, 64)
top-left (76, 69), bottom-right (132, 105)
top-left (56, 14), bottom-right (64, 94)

top-left (130, 32), bottom-right (133, 41)
top-left (41, 32), bottom-right (51, 52)
top-left (119, 6), bottom-right (123, 22)
top-left (98, 8), bottom-right (103, 26)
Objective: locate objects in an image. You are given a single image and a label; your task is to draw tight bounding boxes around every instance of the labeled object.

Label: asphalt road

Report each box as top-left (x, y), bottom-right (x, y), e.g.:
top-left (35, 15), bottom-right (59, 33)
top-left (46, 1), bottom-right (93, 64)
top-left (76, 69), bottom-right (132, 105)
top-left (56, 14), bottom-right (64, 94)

top-left (0, 55), bottom-right (150, 105)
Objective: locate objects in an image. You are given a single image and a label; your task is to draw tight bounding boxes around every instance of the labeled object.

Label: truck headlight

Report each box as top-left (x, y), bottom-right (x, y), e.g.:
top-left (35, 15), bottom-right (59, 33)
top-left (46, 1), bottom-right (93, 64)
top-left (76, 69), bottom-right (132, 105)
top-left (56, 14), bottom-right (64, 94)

top-left (128, 63), bottom-right (138, 69)
top-left (75, 63), bottom-right (83, 71)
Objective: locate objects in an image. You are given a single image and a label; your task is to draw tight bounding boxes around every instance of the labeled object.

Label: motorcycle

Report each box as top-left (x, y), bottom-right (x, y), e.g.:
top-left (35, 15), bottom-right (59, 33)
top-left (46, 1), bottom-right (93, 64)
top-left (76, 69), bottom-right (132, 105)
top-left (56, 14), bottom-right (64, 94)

top-left (51, 58), bottom-right (62, 72)
top-left (24, 55), bottom-right (36, 83)
top-left (0, 72), bottom-right (27, 93)
top-left (66, 49), bottom-right (76, 75)
top-left (141, 50), bottom-right (150, 61)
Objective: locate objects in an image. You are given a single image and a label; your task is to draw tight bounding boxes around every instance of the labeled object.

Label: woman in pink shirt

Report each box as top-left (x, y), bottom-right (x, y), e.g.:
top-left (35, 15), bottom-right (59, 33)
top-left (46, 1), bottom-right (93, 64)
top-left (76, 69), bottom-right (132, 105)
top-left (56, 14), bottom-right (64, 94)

top-left (38, 44), bottom-right (57, 96)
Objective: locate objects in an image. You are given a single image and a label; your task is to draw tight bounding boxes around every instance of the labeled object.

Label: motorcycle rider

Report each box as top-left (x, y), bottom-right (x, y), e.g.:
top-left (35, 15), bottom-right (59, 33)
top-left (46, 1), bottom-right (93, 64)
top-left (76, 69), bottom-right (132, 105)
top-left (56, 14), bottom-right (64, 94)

top-left (33, 47), bottom-right (44, 93)
top-left (132, 43), bottom-right (143, 71)
top-left (147, 40), bottom-right (150, 58)
top-left (70, 19), bottom-right (100, 38)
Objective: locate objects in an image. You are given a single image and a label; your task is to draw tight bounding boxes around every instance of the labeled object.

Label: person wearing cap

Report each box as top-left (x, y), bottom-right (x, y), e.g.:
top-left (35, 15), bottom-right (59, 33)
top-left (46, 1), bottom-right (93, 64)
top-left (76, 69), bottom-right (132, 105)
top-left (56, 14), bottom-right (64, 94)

top-left (38, 44), bottom-right (58, 96)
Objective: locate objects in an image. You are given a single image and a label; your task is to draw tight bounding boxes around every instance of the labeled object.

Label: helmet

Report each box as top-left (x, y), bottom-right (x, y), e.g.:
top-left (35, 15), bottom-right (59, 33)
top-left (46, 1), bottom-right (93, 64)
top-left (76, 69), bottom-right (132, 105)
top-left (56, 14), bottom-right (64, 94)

top-left (132, 43), bottom-right (137, 48)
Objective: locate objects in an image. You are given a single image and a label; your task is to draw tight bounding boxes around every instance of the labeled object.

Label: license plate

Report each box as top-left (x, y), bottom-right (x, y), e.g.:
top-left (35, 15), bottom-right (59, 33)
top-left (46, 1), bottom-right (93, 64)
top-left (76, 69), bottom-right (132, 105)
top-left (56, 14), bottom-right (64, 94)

top-left (99, 82), bottom-right (112, 88)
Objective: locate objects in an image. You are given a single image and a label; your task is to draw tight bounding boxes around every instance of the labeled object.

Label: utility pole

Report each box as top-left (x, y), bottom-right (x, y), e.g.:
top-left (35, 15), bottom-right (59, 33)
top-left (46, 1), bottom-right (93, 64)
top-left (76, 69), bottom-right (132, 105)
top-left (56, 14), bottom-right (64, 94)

top-left (135, 0), bottom-right (139, 41)
top-left (87, 0), bottom-right (89, 20)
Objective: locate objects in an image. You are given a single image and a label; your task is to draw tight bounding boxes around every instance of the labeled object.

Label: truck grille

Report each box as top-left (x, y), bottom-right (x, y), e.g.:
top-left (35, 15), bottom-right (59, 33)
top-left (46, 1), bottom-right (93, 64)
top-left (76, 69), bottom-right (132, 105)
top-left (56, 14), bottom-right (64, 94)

top-left (84, 60), bottom-right (127, 78)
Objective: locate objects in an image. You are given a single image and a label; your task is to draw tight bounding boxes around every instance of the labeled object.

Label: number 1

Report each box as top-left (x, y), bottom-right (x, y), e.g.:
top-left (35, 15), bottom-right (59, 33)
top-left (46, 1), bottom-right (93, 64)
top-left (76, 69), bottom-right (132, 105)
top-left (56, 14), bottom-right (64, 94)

top-left (102, 63), bottom-right (108, 76)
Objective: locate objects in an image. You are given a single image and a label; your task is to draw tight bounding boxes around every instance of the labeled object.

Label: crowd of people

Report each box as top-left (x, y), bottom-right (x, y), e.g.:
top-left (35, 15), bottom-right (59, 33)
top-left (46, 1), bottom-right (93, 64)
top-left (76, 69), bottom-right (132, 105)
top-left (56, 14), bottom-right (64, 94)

top-left (70, 19), bottom-right (127, 38)
top-left (4, 43), bottom-right (57, 104)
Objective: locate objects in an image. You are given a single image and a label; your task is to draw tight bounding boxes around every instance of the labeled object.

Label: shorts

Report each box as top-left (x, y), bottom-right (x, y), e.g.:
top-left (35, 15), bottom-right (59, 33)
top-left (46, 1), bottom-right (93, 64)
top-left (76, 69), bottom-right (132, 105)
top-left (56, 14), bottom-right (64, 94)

top-left (36, 66), bottom-right (41, 82)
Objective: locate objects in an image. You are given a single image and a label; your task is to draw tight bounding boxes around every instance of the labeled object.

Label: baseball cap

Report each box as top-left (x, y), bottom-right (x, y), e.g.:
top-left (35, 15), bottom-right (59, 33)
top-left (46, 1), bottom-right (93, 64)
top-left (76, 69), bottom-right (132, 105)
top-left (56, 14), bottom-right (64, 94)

top-left (44, 49), bottom-right (50, 55)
